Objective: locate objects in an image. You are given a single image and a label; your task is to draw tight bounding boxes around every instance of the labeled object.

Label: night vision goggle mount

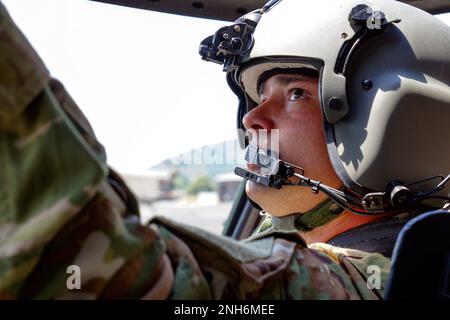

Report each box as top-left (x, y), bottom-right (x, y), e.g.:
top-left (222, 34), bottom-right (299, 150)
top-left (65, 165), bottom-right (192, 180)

top-left (236, 145), bottom-right (450, 215)
top-left (199, 0), bottom-right (282, 72)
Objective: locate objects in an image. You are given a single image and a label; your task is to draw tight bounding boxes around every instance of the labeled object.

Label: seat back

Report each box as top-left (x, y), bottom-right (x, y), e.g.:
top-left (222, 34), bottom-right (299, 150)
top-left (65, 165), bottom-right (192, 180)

top-left (385, 209), bottom-right (450, 300)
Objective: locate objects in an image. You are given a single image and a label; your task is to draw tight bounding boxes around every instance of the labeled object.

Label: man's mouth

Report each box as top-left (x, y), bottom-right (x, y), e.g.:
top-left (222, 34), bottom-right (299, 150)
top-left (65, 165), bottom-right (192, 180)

top-left (245, 147), bottom-right (280, 177)
top-left (246, 163), bottom-right (260, 172)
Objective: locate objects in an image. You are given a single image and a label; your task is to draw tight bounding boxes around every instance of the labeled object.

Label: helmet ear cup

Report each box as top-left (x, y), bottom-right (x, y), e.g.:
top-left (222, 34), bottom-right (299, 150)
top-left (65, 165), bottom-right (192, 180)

top-left (386, 181), bottom-right (413, 209)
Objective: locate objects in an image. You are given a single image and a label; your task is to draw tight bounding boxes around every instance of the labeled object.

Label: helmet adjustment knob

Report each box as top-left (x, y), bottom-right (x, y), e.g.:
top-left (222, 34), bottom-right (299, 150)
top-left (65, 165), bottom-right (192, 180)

top-left (389, 185), bottom-right (413, 209)
top-left (349, 4), bottom-right (387, 30)
top-left (329, 98), bottom-right (343, 111)
top-left (386, 180), bottom-right (414, 209)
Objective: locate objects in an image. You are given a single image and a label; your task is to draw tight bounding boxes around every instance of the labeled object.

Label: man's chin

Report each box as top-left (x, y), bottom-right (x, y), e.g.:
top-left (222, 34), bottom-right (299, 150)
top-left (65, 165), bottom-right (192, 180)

top-left (245, 181), bottom-right (293, 216)
top-left (245, 180), bottom-right (271, 198)
top-left (245, 180), bottom-right (330, 217)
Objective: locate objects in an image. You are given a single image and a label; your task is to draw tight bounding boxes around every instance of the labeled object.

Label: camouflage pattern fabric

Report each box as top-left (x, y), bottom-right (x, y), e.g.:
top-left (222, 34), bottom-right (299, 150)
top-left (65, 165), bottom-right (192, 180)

top-left (0, 3), bottom-right (390, 299)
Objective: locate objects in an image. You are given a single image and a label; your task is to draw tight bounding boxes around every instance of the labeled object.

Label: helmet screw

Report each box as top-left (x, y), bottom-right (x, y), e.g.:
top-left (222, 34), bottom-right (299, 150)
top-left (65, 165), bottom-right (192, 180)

top-left (223, 33), bottom-right (230, 40)
top-left (230, 38), bottom-right (243, 50)
top-left (361, 79), bottom-right (373, 90)
top-left (234, 25), bottom-right (241, 32)
top-left (329, 98), bottom-right (343, 111)
top-left (341, 32), bottom-right (348, 39)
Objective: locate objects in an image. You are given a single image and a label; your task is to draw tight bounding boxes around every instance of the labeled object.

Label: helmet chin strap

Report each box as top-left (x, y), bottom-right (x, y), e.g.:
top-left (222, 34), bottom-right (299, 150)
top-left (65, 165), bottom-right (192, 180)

top-left (234, 144), bottom-right (450, 215)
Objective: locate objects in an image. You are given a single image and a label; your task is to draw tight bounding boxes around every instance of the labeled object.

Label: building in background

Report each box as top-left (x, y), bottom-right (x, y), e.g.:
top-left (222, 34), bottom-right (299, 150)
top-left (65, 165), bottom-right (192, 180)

top-left (121, 170), bottom-right (176, 203)
top-left (215, 172), bottom-right (243, 202)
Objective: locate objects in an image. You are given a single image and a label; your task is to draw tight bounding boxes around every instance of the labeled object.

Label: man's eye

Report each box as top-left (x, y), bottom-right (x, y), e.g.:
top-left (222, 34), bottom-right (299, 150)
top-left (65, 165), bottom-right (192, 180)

top-left (288, 88), bottom-right (306, 101)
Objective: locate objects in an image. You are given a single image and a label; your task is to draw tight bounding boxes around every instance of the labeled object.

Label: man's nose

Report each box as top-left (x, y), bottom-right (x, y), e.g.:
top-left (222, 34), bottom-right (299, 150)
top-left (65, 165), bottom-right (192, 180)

top-left (242, 100), bottom-right (275, 132)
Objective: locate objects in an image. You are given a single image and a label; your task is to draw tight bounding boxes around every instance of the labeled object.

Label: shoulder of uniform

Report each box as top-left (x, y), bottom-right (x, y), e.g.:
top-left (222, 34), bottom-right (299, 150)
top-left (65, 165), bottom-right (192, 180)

top-left (0, 3), bottom-right (50, 124)
top-left (310, 242), bottom-right (390, 299)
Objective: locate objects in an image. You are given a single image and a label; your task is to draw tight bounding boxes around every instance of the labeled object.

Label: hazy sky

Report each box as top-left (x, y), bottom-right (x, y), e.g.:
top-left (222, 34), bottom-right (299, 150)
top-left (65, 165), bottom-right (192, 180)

top-left (3, 0), bottom-right (450, 172)
top-left (3, 0), bottom-right (238, 172)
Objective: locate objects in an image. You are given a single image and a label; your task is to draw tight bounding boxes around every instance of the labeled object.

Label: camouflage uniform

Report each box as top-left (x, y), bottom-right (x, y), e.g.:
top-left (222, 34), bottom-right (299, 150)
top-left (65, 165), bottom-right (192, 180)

top-left (0, 3), bottom-right (390, 299)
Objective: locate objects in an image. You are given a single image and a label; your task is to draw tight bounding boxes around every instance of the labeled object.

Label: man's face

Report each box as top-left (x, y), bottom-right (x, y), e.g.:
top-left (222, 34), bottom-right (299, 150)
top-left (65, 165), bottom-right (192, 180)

top-left (242, 73), bottom-right (342, 216)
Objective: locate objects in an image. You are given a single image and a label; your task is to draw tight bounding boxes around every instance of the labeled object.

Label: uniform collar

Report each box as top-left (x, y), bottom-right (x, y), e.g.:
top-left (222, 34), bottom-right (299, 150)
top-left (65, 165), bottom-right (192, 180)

top-left (270, 198), bottom-right (343, 232)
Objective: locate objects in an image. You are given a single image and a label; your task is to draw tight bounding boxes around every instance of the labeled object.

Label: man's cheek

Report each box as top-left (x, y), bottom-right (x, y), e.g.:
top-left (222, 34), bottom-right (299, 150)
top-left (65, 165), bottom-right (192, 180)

top-left (278, 141), bottom-right (303, 165)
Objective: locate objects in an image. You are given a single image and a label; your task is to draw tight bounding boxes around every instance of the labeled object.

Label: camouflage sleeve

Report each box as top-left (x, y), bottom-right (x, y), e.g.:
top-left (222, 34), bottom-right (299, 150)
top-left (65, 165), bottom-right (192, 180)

top-left (147, 217), bottom-right (390, 300)
top-left (0, 2), bottom-right (390, 300)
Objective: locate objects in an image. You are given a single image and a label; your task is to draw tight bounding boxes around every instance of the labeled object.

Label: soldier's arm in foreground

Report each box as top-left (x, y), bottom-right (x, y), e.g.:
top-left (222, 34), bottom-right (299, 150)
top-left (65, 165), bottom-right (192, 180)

top-left (0, 3), bottom-right (389, 300)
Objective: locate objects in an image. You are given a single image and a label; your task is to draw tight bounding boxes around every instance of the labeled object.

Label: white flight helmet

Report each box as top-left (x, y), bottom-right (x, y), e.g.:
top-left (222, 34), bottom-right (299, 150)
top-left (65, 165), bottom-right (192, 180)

top-left (200, 0), bottom-right (450, 213)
